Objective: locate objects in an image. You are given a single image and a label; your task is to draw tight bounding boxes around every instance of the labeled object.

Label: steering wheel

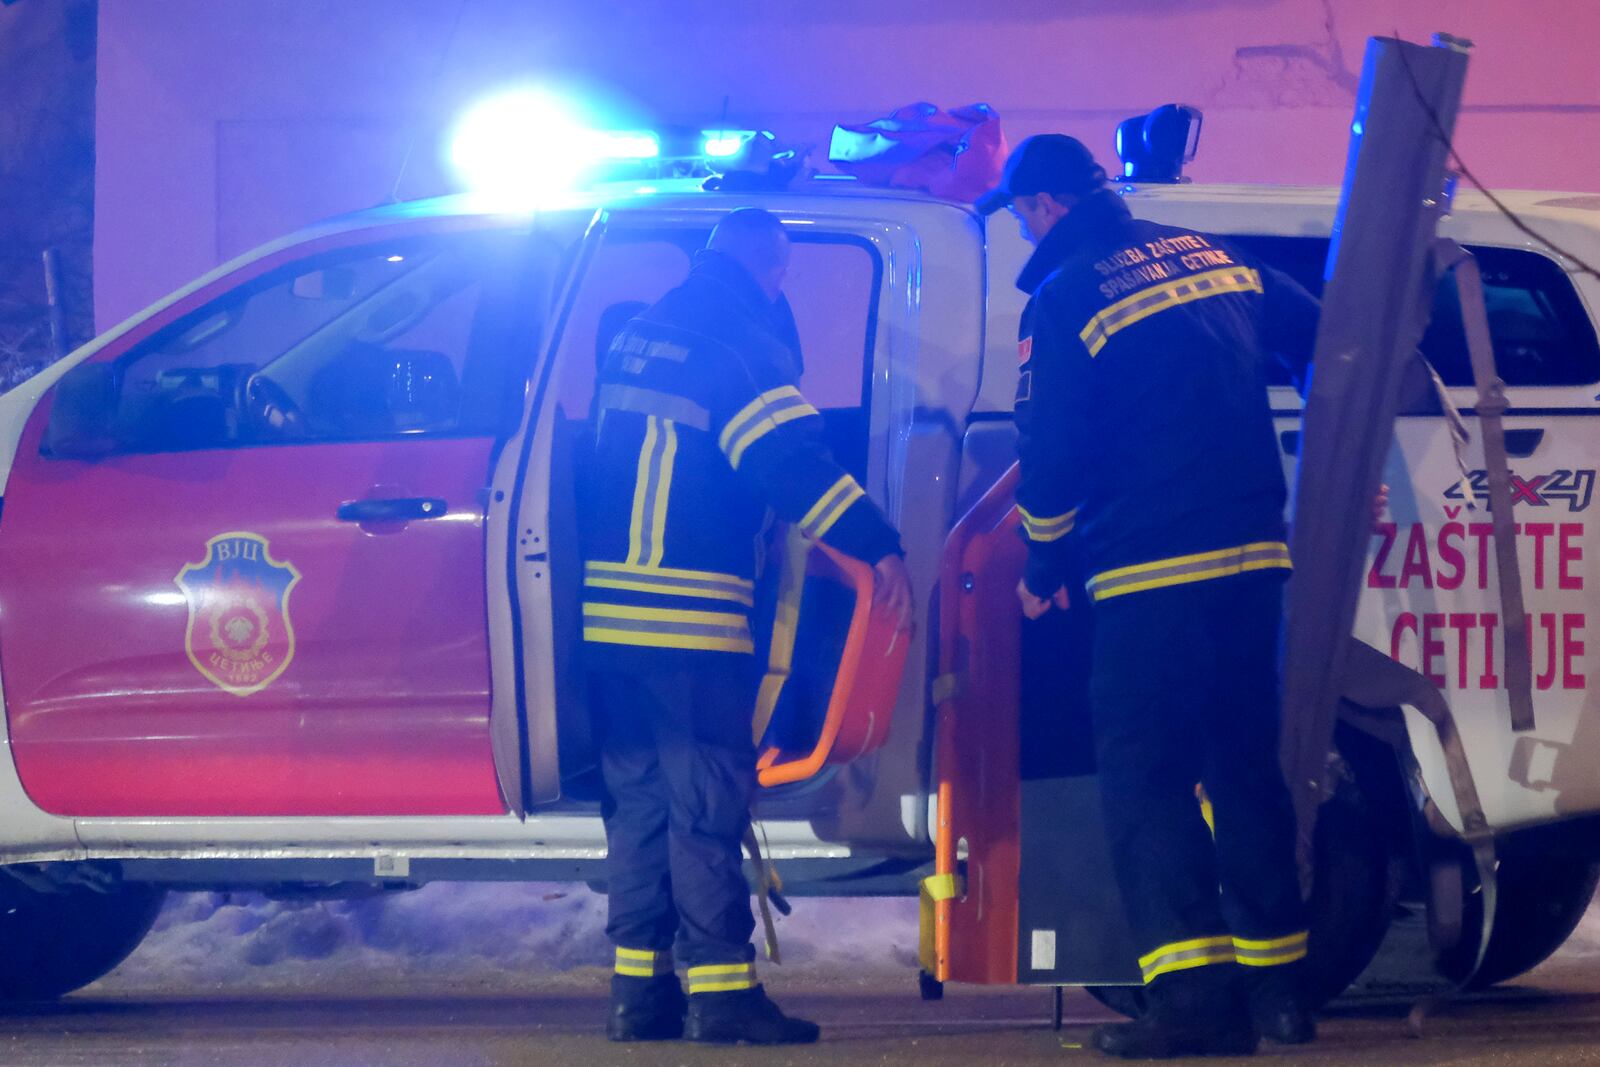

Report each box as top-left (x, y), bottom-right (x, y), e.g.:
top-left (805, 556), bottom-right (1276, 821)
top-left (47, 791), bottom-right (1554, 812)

top-left (243, 373), bottom-right (307, 439)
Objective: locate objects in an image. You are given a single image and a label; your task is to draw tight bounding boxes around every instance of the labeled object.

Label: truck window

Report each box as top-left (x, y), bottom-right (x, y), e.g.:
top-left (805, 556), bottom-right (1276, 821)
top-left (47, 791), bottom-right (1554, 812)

top-left (553, 229), bottom-right (880, 478)
top-left (1233, 235), bottom-right (1600, 390)
top-left (100, 231), bottom-right (529, 452)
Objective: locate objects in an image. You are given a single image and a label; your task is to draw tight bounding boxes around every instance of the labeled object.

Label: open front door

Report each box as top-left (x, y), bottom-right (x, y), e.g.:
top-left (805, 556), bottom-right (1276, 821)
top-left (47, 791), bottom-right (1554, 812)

top-left (502, 209), bottom-right (917, 807)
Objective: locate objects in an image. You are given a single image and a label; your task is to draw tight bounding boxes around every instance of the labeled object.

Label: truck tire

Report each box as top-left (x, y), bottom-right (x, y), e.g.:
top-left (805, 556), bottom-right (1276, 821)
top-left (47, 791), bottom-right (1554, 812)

top-left (0, 874), bottom-right (166, 1000)
top-left (1436, 844), bottom-right (1600, 989)
top-left (1087, 769), bottom-right (1395, 1018)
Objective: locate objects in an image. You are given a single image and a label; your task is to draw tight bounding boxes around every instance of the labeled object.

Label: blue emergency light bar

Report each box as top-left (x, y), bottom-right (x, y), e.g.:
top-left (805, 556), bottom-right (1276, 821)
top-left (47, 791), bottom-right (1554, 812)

top-left (594, 130), bottom-right (661, 160)
top-left (448, 90), bottom-right (771, 202)
top-left (702, 130), bottom-right (757, 158)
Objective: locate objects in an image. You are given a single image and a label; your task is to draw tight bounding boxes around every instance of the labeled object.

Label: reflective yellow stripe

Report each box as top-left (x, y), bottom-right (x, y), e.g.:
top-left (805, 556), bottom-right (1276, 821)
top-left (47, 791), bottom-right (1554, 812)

top-left (1143, 946), bottom-right (1237, 983)
top-left (753, 527), bottom-right (809, 744)
top-left (1088, 541), bottom-right (1292, 601)
top-left (1233, 931), bottom-right (1308, 952)
top-left (720, 387), bottom-right (801, 452)
top-left (719, 387), bottom-right (819, 469)
top-left (615, 946), bottom-right (674, 977)
top-left (583, 576), bottom-right (754, 607)
top-left (626, 418), bottom-right (660, 565)
top-left (1236, 947), bottom-right (1309, 968)
top-left (583, 627), bottom-right (755, 653)
top-left (648, 420), bottom-right (676, 568)
top-left (1137, 934), bottom-right (1235, 969)
top-left (583, 603), bottom-right (754, 653)
top-left (691, 979), bottom-right (759, 993)
top-left (624, 417), bottom-right (677, 567)
top-left (1234, 930), bottom-right (1308, 968)
top-left (687, 963), bottom-right (754, 977)
top-left (800, 474), bottom-right (865, 540)
top-left (1017, 505), bottom-right (1077, 543)
top-left (586, 561), bottom-right (753, 586)
top-left (617, 947), bottom-right (662, 960)
top-left (1138, 934), bottom-right (1237, 984)
top-left (583, 604), bottom-right (748, 626)
top-left (1079, 267), bottom-right (1264, 357)
top-left (687, 961), bottom-right (757, 994)
top-left (921, 873), bottom-right (961, 902)
top-left (726, 403), bottom-right (816, 468)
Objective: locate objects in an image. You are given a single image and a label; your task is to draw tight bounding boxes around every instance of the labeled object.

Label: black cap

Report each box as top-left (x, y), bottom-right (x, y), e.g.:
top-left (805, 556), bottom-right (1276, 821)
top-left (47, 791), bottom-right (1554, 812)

top-left (977, 134), bottom-right (1107, 215)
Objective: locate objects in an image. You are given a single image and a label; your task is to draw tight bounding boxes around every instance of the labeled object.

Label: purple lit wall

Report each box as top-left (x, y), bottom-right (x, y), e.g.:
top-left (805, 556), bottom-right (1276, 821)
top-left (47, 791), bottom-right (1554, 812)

top-left (97, 0), bottom-right (1600, 328)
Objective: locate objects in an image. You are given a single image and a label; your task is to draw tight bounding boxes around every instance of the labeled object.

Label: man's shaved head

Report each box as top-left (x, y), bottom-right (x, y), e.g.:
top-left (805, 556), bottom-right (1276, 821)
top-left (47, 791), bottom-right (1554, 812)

top-left (707, 208), bottom-right (791, 301)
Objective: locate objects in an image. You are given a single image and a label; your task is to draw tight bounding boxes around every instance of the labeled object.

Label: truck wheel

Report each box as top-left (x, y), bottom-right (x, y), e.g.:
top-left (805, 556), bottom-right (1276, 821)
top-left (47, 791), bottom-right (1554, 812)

top-left (1086, 769), bottom-right (1394, 1018)
top-left (1436, 843), bottom-right (1600, 989)
top-left (1297, 771), bottom-right (1397, 1007)
top-left (0, 874), bottom-right (166, 1000)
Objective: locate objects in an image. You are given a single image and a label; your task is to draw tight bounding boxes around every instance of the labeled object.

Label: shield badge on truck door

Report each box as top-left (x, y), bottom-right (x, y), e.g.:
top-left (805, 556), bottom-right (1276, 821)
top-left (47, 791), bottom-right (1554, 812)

top-left (175, 532), bottom-right (302, 697)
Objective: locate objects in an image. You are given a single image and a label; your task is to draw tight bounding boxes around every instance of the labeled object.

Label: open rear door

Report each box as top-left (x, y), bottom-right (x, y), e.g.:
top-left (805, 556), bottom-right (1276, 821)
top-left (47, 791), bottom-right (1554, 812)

top-left (922, 465), bottom-right (1139, 987)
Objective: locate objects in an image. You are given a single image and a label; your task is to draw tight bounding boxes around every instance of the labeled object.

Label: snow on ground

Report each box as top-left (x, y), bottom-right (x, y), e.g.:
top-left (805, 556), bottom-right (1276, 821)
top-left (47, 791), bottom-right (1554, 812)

top-left (94, 885), bottom-right (920, 994)
top-left (97, 880), bottom-right (1600, 995)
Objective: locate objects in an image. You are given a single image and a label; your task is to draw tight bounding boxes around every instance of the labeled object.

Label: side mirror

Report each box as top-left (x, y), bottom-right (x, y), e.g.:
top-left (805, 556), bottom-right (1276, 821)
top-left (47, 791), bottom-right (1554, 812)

top-left (290, 267), bottom-right (357, 301)
top-left (41, 363), bottom-right (119, 459)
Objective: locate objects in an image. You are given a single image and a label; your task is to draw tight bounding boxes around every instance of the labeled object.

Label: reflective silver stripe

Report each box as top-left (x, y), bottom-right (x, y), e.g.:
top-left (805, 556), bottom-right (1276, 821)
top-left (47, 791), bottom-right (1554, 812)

top-left (1018, 505), bottom-right (1077, 543)
top-left (1233, 931), bottom-right (1308, 968)
top-left (598, 384), bottom-right (711, 432)
top-left (584, 562), bottom-right (755, 607)
top-left (1088, 541), bottom-right (1292, 602)
top-left (615, 947), bottom-right (674, 977)
top-left (1080, 267), bottom-right (1263, 356)
top-left (719, 387), bottom-right (819, 469)
top-left (1137, 935), bottom-right (1236, 983)
top-left (800, 474), bottom-right (865, 540)
top-left (582, 604), bottom-right (754, 653)
top-left (611, 332), bottom-right (689, 362)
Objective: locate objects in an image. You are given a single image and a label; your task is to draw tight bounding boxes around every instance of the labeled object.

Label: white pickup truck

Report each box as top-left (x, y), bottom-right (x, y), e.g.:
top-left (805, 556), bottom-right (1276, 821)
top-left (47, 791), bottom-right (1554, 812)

top-left (0, 173), bottom-right (1596, 1002)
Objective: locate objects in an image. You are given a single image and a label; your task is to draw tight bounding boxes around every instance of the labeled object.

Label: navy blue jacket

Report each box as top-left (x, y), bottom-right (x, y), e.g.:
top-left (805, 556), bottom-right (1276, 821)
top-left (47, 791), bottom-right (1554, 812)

top-left (1014, 190), bottom-right (1318, 602)
top-left (582, 251), bottom-right (901, 659)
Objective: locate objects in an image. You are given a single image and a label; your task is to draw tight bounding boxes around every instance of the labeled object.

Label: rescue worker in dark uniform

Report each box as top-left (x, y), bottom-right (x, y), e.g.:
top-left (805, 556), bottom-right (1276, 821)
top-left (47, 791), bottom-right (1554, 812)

top-left (980, 136), bottom-right (1320, 1058)
top-left (582, 208), bottom-right (912, 1045)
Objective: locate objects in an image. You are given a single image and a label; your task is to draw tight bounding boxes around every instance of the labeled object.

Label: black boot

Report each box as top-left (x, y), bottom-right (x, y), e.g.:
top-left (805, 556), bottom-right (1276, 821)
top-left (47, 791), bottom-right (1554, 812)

top-left (684, 985), bottom-right (820, 1045)
top-left (1092, 967), bottom-right (1258, 1059)
top-left (607, 974), bottom-right (686, 1042)
top-left (1245, 966), bottom-right (1316, 1045)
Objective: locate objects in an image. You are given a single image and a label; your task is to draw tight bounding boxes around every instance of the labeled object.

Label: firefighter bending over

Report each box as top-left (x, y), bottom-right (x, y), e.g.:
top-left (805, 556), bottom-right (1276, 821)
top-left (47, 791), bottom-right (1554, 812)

top-left (582, 208), bottom-right (913, 1045)
top-left (983, 136), bottom-right (1320, 1059)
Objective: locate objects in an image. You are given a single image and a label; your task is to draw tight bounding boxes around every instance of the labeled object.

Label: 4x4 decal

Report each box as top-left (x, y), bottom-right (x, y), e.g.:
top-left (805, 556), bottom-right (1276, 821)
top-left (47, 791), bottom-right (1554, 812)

top-left (1444, 469), bottom-right (1595, 512)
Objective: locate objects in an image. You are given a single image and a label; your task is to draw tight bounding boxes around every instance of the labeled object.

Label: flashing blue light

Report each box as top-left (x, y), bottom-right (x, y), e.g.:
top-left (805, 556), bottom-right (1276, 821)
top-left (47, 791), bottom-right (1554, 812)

top-left (702, 129), bottom-right (754, 158)
top-left (447, 91), bottom-right (665, 206)
top-left (595, 130), bottom-right (661, 160)
top-left (449, 89), bottom-right (591, 204)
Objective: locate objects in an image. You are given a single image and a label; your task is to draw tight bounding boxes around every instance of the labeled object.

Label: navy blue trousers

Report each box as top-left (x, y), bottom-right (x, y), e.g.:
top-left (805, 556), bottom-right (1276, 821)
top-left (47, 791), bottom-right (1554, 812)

top-left (591, 657), bottom-right (758, 967)
top-left (1091, 572), bottom-right (1308, 986)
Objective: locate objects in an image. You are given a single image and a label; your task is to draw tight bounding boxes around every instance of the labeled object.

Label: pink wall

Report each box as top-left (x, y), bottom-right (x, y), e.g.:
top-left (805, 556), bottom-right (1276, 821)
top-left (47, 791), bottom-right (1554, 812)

top-left (96, 0), bottom-right (1600, 328)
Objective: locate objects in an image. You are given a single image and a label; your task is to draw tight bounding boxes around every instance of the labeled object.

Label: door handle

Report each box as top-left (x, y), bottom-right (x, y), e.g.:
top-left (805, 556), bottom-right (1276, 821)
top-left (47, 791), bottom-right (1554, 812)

top-left (336, 497), bottom-right (449, 523)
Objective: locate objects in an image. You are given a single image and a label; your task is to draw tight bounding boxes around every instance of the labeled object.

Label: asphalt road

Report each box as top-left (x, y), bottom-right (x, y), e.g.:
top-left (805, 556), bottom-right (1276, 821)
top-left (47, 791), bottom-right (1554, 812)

top-left (8, 960), bottom-right (1600, 1067)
